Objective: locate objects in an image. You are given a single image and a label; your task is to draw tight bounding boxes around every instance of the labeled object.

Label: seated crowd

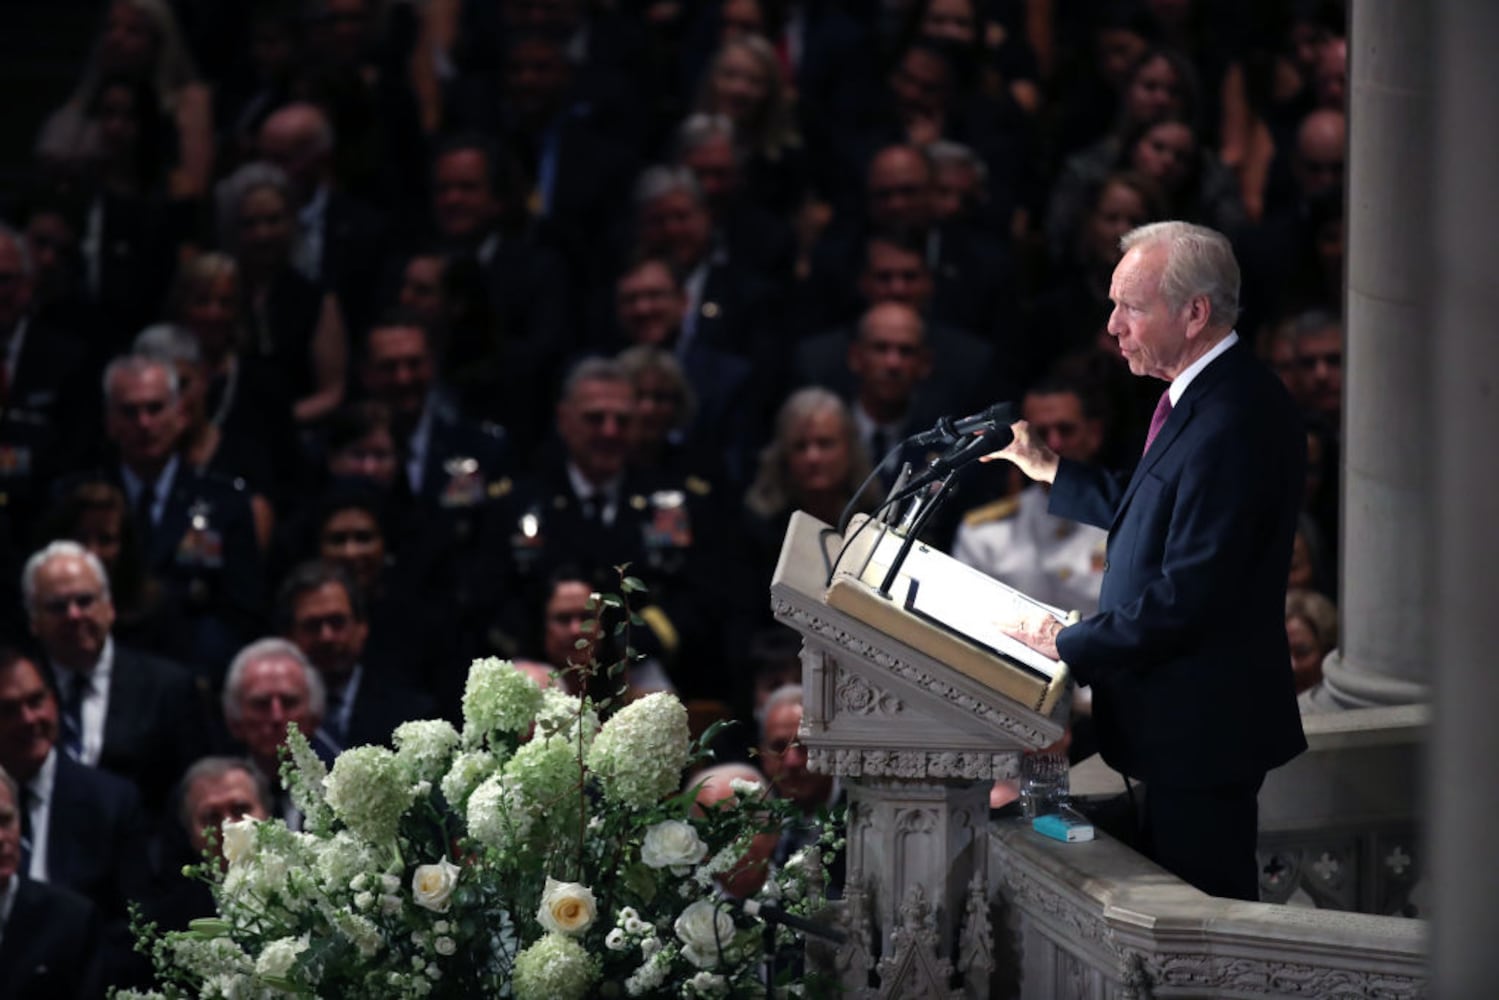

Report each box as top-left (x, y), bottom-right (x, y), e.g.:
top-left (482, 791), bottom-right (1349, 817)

top-left (0, 0), bottom-right (1349, 991)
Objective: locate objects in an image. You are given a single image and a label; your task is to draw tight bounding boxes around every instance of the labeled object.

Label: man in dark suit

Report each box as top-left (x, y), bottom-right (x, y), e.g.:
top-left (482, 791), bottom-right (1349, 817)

top-left (21, 541), bottom-right (211, 818)
top-left (0, 649), bottom-right (151, 981)
top-left (277, 559), bottom-right (440, 743)
top-left (794, 232), bottom-right (1009, 416)
top-left (994, 222), bottom-right (1307, 900)
top-left (0, 766), bottom-right (104, 1000)
top-left (484, 357), bottom-right (731, 697)
top-left (97, 355), bottom-right (266, 673)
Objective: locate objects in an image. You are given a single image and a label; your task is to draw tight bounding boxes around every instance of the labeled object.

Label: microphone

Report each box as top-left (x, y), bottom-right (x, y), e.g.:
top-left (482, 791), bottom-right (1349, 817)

top-left (898, 423), bottom-right (1014, 496)
top-left (906, 401), bottom-right (1017, 447)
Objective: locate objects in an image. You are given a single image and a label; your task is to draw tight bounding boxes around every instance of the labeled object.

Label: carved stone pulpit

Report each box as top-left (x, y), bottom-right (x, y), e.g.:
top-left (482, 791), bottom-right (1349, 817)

top-left (771, 512), bottom-right (1069, 997)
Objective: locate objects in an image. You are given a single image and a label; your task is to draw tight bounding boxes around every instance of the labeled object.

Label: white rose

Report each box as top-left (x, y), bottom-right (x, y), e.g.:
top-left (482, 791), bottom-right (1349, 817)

top-left (381, 873), bottom-right (402, 894)
top-left (355, 891), bottom-right (374, 911)
top-left (675, 900), bottom-right (736, 969)
top-left (605, 928), bottom-right (628, 951)
top-left (381, 894), bottom-right (403, 915)
top-left (434, 936), bottom-right (457, 956)
top-left (537, 876), bottom-right (597, 936)
top-left (220, 817), bottom-right (258, 865)
top-left (640, 820), bottom-right (708, 871)
top-left (411, 857), bottom-right (462, 913)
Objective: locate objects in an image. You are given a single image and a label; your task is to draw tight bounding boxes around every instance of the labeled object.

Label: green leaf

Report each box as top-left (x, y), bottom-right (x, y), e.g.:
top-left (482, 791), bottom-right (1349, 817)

top-left (621, 862), bottom-right (658, 904)
top-left (621, 576), bottom-right (648, 594)
top-left (574, 638), bottom-right (592, 649)
top-left (599, 593), bottom-right (624, 608)
top-left (629, 612), bottom-right (645, 627)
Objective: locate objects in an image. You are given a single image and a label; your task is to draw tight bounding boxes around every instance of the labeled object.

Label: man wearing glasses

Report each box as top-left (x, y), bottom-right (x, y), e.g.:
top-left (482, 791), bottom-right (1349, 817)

top-left (21, 540), bottom-right (208, 818)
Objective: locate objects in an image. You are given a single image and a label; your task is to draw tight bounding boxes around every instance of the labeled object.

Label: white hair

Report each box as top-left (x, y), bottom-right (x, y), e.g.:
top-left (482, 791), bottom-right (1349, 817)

top-left (102, 352), bottom-right (180, 406)
top-left (759, 683), bottom-right (804, 744)
top-left (633, 165), bottom-right (705, 211)
top-left (221, 638), bottom-right (325, 723)
top-left (927, 140), bottom-right (989, 188)
top-left (673, 113), bottom-right (740, 161)
top-left (133, 323), bottom-right (203, 366)
top-left (1121, 221), bottom-right (1240, 327)
top-left (21, 540), bottom-right (112, 617)
top-left (214, 161), bottom-right (294, 253)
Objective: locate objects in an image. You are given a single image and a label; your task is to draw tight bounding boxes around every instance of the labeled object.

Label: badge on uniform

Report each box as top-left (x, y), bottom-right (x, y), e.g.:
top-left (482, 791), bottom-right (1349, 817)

top-left (176, 500), bottom-right (225, 569)
top-left (440, 456), bottom-right (486, 508)
top-left (642, 490), bottom-right (693, 549)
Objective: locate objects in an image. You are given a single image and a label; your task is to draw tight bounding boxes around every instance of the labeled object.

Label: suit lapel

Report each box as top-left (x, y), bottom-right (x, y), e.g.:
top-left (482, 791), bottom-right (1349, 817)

top-left (1109, 344), bottom-right (1246, 530)
top-left (101, 647), bottom-right (138, 765)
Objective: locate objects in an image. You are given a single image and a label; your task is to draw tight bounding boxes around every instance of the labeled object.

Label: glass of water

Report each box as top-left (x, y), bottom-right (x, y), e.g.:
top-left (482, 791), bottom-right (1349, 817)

top-left (1019, 751), bottom-right (1069, 818)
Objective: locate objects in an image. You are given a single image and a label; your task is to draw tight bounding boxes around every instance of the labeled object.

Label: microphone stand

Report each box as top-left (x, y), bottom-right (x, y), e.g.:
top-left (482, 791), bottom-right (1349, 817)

top-left (876, 467), bottom-right (961, 599)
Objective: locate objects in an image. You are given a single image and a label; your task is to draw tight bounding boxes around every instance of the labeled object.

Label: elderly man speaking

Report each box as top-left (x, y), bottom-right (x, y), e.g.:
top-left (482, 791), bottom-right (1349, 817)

top-left (990, 222), bottom-right (1307, 901)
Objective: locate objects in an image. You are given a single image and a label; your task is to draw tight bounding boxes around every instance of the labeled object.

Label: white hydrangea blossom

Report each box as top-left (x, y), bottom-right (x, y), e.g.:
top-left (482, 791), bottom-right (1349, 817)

top-left (512, 932), bottom-right (600, 1000)
top-left (462, 657), bottom-right (544, 745)
top-left (393, 719), bottom-right (462, 783)
top-left (440, 749), bottom-right (500, 808)
top-left (467, 774), bottom-right (532, 850)
top-left (504, 734), bottom-right (580, 814)
top-left (532, 687), bottom-right (599, 747)
top-left (586, 693), bottom-right (691, 810)
top-left (324, 745), bottom-right (414, 844)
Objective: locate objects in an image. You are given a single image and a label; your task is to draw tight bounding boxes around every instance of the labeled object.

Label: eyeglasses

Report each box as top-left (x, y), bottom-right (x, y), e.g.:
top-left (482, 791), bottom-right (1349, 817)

top-left (39, 592), bottom-right (101, 616)
top-left (764, 737), bottom-right (804, 756)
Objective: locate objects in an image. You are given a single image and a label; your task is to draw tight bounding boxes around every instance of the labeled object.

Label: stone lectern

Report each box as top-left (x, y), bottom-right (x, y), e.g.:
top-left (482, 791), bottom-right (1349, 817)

top-left (771, 511), bottom-right (1071, 998)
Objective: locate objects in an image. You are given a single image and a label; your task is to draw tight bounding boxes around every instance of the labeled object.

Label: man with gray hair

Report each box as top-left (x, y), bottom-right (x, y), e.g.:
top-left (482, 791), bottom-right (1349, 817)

top-left (96, 352), bottom-right (264, 673)
top-left (992, 221), bottom-right (1307, 901)
top-left (21, 539), bottom-right (209, 816)
top-left (221, 637), bottom-right (328, 828)
top-left (632, 165), bottom-right (774, 365)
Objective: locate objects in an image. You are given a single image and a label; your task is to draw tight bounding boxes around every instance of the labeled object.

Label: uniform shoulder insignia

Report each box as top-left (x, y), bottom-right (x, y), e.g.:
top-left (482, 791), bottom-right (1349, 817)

top-left (487, 477), bottom-right (513, 499)
top-left (684, 475), bottom-right (712, 497)
top-left (962, 495), bottom-right (1020, 527)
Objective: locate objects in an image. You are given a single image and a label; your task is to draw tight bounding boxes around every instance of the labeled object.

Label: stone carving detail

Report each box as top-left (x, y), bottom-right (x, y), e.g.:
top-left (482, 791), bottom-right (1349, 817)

top-left (955, 873), bottom-right (993, 998)
top-left (772, 600), bottom-right (1056, 748)
top-left (895, 807), bottom-right (937, 835)
top-left (836, 670), bottom-right (903, 716)
top-left (874, 885), bottom-right (961, 999)
top-left (1141, 953), bottom-right (1425, 999)
top-left (834, 878), bottom-right (876, 992)
top-left (993, 853), bottom-right (1115, 952)
top-left (807, 747), bottom-right (1017, 780)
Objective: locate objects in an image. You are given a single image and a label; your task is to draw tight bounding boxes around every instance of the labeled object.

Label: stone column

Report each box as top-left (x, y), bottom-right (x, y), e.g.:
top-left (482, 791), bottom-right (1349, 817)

top-left (1428, 2), bottom-right (1499, 992)
top-left (1310, 0), bottom-right (1432, 709)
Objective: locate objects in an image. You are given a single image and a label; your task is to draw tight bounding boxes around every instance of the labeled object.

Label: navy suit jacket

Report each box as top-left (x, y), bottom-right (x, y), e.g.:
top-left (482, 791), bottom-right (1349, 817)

top-left (1051, 342), bottom-right (1307, 788)
top-left (46, 753), bottom-right (155, 921)
top-left (0, 878), bottom-right (104, 1000)
top-left (99, 644), bottom-right (213, 816)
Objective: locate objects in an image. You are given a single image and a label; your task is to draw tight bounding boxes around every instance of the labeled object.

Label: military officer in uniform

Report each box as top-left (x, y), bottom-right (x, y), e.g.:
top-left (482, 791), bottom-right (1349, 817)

top-left (483, 357), bottom-right (731, 700)
top-left (952, 374), bottom-right (1110, 617)
top-left (359, 310), bottom-right (512, 627)
top-left (92, 355), bottom-right (265, 677)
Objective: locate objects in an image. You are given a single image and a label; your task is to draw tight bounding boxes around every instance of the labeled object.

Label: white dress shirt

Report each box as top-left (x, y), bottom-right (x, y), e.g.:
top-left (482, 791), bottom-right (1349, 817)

top-left (23, 748), bottom-right (59, 882)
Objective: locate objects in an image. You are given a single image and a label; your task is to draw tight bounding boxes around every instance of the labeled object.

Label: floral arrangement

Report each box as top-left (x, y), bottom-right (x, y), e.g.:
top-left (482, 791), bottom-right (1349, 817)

top-left (122, 585), bottom-right (841, 999)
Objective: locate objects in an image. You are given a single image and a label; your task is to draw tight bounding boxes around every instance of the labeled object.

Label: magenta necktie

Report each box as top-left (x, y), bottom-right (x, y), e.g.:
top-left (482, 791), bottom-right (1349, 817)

top-left (1142, 389), bottom-right (1174, 455)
